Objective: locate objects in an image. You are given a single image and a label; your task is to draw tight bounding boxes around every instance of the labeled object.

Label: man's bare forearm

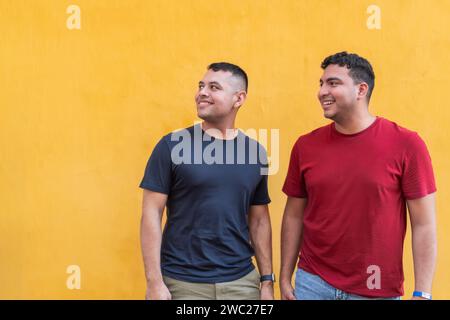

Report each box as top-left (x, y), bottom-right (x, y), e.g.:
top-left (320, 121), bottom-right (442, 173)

top-left (412, 224), bottom-right (437, 293)
top-left (249, 205), bottom-right (274, 300)
top-left (280, 214), bottom-right (303, 283)
top-left (140, 209), bottom-right (164, 284)
top-left (140, 190), bottom-right (171, 300)
top-left (407, 193), bottom-right (437, 296)
top-left (249, 211), bottom-right (273, 276)
top-left (280, 197), bottom-right (306, 285)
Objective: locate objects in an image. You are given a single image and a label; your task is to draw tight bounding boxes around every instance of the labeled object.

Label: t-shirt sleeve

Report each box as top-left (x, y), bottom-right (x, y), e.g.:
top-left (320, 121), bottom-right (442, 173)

top-left (402, 133), bottom-right (437, 200)
top-left (251, 174), bottom-right (271, 205)
top-left (282, 138), bottom-right (307, 198)
top-left (139, 137), bottom-right (172, 194)
top-left (251, 146), bottom-right (271, 205)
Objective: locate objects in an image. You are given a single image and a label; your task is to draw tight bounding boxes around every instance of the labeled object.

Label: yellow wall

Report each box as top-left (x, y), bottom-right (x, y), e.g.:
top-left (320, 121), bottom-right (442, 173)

top-left (1, 0), bottom-right (449, 299)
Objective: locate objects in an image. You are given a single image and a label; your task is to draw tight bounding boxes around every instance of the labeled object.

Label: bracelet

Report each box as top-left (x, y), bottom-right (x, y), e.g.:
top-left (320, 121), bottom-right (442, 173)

top-left (413, 291), bottom-right (432, 300)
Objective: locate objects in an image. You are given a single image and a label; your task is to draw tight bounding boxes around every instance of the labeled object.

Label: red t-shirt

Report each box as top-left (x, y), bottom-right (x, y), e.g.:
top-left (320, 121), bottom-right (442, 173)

top-left (282, 117), bottom-right (436, 297)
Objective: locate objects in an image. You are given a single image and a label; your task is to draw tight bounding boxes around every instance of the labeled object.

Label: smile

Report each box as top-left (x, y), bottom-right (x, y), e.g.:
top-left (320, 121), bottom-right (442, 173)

top-left (198, 101), bottom-right (213, 106)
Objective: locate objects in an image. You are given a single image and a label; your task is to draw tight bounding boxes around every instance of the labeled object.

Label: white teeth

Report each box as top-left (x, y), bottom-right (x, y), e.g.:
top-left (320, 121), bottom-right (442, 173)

top-left (323, 101), bottom-right (334, 105)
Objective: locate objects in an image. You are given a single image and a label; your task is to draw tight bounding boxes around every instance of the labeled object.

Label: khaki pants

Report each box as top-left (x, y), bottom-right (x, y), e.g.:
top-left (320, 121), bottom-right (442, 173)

top-left (163, 269), bottom-right (260, 300)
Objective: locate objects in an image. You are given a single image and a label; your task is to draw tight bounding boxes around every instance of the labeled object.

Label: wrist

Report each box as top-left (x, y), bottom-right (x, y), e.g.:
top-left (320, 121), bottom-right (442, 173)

top-left (147, 276), bottom-right (164, 286)
top-left (260, 281), bottom-right (274, 288)
top-left (279, 270), bottom-right (294, 284)
top-left (279, 277), bottom-right (292, 286)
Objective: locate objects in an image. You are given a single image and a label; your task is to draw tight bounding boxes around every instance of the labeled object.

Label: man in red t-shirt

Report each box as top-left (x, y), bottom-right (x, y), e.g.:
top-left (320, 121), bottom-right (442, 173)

top-left (280, 52), bottom-right (437, 300)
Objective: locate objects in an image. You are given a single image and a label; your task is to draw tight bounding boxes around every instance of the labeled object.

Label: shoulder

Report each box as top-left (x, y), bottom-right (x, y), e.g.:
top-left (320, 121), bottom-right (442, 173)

top-left (292, 123), bottom-right (332, 150)
top-left (159, 125), bottom-right (197, 147)
top-left (237, 129), bottom-right (267, 150)
top-left (378, 117), bottom-right (424, 145)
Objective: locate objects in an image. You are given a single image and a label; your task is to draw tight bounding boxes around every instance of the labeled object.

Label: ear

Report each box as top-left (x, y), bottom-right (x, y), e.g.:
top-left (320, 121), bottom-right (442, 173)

top-left (357, 82), bottom-right (369, 100)
top-left (233, 91), bottom-right (247, 109)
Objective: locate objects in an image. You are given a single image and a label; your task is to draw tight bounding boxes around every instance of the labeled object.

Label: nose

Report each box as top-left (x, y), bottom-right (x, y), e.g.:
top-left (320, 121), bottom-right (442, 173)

top-left (318, 84), bottom-right (329, 99)
top-left (198, 86), bottom-right (209, 98)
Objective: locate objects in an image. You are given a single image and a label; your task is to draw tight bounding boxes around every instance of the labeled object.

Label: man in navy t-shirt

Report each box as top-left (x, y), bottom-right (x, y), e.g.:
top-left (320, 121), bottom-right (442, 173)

top-left (140, 63), bottom-right (274, 300)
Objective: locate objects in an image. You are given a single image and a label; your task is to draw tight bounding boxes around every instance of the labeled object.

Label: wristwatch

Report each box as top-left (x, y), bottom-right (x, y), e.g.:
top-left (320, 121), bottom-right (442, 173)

top-left (260, 273), bottom-right (276, 283)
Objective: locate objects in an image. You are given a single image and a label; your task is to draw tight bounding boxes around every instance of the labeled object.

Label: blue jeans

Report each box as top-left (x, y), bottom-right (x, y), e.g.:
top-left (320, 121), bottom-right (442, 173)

top-left (294, 268), bottom-right (401, 300)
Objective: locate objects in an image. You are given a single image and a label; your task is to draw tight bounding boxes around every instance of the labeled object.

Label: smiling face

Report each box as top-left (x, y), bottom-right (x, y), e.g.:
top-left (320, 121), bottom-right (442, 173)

top-left (318, 64), bottom-right (366, 121)
top-left (195, 69), bottom-right (246, 123)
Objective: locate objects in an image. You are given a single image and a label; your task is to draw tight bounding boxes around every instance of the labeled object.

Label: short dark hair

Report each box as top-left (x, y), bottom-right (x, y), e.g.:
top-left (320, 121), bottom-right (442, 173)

top-left (208, 62), bottom-right (248, 92)
top-left (321, 51), bottom-right (375, 101)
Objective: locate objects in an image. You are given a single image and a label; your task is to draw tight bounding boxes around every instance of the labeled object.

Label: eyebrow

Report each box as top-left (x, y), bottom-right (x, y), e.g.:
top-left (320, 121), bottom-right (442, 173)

top-left (320, 77), bottom-right (343, 84)
top-left (199, 81), bottom-right (223, 87)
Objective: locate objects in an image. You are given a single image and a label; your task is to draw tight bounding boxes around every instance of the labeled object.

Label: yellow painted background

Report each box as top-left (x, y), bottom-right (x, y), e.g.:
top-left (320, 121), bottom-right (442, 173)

top-left (0, 0), bottom-right (449, 299)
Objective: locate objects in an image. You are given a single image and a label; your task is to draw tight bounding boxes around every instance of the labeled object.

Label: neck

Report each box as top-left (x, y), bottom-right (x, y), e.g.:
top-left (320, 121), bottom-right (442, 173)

top-left (334, 108), bottom-right (376, 134)
top-left (201, 119), bottom-right (238, 140)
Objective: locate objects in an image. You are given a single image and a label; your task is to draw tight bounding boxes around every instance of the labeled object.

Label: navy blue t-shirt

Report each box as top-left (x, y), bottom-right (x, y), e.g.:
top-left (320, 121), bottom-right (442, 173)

top-left (139, 124), bottom-right (271, 283)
